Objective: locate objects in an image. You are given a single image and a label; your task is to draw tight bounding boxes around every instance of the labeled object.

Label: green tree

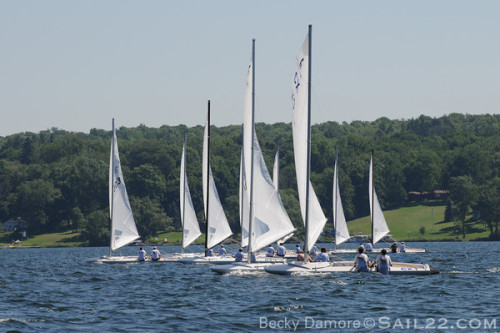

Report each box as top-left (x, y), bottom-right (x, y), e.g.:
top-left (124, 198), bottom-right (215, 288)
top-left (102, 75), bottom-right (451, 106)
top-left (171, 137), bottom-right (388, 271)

top-left (449, 176), bottom-right (476, 238)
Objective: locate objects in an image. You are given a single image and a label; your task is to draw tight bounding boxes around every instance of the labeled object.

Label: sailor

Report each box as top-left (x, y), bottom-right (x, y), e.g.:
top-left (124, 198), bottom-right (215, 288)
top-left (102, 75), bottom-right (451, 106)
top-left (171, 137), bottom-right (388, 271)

top-left (266, 245), bottom-right (275, 257)
top-left (373, 249), bottom-right (392, 275)
top-left (218, 244), bottom-right (226, 256)
top-left (390, 242), bottom-right (398, 253)
top-left (365, 242), bottom-right (373, 252)
top-left (315, 247), bottom-right (329, 262)
top-left (310, 244), bottom-right (317, 255)
top-left (151, 246), bottom-right (161, 261)
top-left (234, 248), bottom-right (244, 262)
top-left (138, 247), bottom-right (146, 261)
top-left (297, 250), bottom-right (312, 262)
top-left (354, 246), bottom-right (369, 272)
top-left (277, 243), bottom-right (286, 257)
top-left (207, 248), bottom-right (214, 256)
top-left (399, 242), bottom-right (406, 253)
top-left (295, 244), bottom-right (301, 254)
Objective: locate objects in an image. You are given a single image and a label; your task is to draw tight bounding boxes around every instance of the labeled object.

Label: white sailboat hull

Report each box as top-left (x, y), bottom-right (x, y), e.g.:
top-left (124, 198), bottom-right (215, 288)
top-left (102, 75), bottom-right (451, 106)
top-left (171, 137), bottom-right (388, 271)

top-left (331, 247), bottom-right (426, 254)
top-left (210, 261), bottom-right (286, 274)
top-left (86, 255), bottom-right (181, 264)
top-left (264, 260), bottom-right (438, 275)
top-left (179, 254), bottom-right (287, 265)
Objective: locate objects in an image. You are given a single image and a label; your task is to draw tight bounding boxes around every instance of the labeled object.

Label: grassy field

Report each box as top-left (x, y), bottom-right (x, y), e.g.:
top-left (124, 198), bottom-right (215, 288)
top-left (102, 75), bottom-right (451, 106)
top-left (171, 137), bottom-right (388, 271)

top-left (1, 204), bottom-right (491, 248)
top-left (346, 204), bottom-right (490, 241)
top-left (0, 230), bottom-right (83, 247)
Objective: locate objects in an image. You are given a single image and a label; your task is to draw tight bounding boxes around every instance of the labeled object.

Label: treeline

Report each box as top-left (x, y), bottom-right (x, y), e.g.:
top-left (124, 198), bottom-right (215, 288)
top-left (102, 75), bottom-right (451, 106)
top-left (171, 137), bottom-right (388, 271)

top-left (1, 113), bottom-right (499, 245)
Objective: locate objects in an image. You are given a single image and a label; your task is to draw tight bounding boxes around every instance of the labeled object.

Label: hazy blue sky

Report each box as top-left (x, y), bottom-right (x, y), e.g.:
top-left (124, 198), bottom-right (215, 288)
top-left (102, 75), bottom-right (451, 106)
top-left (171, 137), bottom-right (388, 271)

top-left (1, 0), bottom-right (499, 136)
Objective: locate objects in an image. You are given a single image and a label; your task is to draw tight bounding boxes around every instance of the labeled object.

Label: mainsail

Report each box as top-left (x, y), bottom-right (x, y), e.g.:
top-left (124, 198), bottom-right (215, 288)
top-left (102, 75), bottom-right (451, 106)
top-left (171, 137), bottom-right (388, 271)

top-left (203, 112), bottom-right (233, 250)
top-left (369, 154), bottom-right (390, 245)
top-left (242, 42), bottom-right (295, 254)
top-left (180, 135), bottom-right (202, 249)
top-left (109, 119), bottom-right (140, 252)
top-left (291, 26), bottom-right (327, 252)
top-left (333, 154), bottom-right (350, 246)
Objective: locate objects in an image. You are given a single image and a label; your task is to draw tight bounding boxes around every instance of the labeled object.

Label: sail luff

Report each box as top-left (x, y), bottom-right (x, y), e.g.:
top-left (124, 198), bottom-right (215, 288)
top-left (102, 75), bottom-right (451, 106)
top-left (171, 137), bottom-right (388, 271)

top-left (247, 39), bottom-right (256, 263)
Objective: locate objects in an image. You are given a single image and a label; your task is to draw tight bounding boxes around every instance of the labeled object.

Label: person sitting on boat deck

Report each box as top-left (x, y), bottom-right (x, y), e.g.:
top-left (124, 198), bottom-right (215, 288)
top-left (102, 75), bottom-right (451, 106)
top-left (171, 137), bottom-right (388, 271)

top-left (390, 242), bottom-right (398, 253)
top-left (310, 244), bottom-right (317, 255)
top-left (234, 248), bottom-right (244, 262)
top-left (399, 242), bottom-right (406, 253)
top-left (207, 248), bottom-right (214, 256)
top-left (266, 245), bottom-right (275, 257)
top-left (138, 247), bottom-right (147, 261)
top-left (372, 249), bottom-right (392, 275)
top-left (315, 247), bottom-right (329, 262)
top-left (295, 244), bottom-right (301, 254)
top-left (151, 246), bottom-right (161, 261)
top-left (277, 243), bottom-right (286, 257)
top-left (218, 244), bottom-right (226, 256)
top-left (297, 250), bottom-right (312, 262)
top-left (354, 246), bottom-right (370, 272)
top-left (365, 242), bottom-right (373, 252)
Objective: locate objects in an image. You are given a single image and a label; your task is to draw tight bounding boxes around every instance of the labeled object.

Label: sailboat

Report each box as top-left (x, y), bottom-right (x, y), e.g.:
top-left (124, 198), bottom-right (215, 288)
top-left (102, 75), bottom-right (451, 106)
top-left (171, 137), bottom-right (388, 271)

top-left (369, 153), bottom-right (426, 253)
top-left (265, 26), bottom-right (435, 275)
top-left (211, 39), bottom-right (295, 274)
top-left (273, 148), bottom-right (294, 247)
top-left (329, 150), bottom-right (352, 254)
top-left (178, 134), bottom-right (204, 255)
top-left (179, 102), bottom-right (235, 264)
top-left (88, 119), bottom-right (142, 263)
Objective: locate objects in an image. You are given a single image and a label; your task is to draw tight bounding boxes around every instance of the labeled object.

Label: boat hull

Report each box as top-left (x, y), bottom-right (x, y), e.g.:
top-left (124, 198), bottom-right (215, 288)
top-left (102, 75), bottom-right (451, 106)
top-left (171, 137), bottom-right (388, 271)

top-left (264, 261), bottom-right (438, 275)
top-left (331, 247), bottom-right (426, 254)
top-left (210, 261), bottom-right (283, 274)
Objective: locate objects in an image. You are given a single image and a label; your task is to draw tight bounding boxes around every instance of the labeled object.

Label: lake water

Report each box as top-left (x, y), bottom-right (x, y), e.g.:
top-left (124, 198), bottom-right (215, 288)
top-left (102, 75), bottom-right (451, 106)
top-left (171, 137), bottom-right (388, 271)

top-left (1, 242), bottom-right (499, 332)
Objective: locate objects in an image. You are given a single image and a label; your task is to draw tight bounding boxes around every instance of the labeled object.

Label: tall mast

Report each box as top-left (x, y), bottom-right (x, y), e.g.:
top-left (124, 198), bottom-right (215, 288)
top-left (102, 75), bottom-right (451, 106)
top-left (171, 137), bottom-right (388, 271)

top-left (109, 118), bottom-right (115, 257)
top-left (181, 133), bottom-right (187, 254)
top-left (333, 148), bottom-right (338, 249)
top-left (205, 101), bottom-right (211, 256)
top-left (304, 24), bottom-right (312, 254)
top-left (247, 39), bottom-right (256, 264)
top-left (371, 150), bottom-right (375, 246)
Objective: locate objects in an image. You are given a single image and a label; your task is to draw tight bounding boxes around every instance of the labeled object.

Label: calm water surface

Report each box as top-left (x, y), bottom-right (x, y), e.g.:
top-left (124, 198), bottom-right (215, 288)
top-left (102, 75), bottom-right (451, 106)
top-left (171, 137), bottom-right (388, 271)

top-left (1, 242), bottom-right (499, 332)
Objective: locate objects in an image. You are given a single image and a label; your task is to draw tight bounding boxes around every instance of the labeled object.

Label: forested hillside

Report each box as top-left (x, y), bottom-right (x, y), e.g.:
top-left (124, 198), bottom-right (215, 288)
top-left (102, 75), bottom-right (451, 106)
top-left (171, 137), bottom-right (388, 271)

top-left (1, 113), bottom-right (499, 245)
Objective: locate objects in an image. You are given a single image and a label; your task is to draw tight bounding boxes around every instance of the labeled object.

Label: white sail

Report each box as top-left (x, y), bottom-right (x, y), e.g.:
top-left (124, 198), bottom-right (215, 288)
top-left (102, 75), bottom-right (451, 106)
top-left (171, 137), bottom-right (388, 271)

top-left (203, 119), bottom-right (233, 249)
top-left (239, 149), bottom-right (249, 248)
top-left (109, 121), bottom-right (140, 252)
top-left (333, 157), bottom-right (350, 246)
top-left (180, 137), bottom-right (202, 249)
top-left (291, 28), bottom-right (327, 252)
top-left (243, 54), bottom-right (295, 253)
top-left (369, 155), bottom-right (390, 245)
top-left (272, 149), bottom-right (279, 190)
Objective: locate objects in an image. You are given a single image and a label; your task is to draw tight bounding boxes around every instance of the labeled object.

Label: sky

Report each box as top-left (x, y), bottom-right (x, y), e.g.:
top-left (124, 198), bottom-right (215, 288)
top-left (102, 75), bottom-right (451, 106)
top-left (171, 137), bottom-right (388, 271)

top-left (1, 0), bottom-right (499, 137)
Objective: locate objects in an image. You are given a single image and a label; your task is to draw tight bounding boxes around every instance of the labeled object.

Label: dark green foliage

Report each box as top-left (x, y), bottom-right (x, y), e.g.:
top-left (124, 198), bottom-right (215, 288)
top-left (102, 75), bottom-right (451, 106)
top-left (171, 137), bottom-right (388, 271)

top-left (1, 113), bottom-right (500, 242)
